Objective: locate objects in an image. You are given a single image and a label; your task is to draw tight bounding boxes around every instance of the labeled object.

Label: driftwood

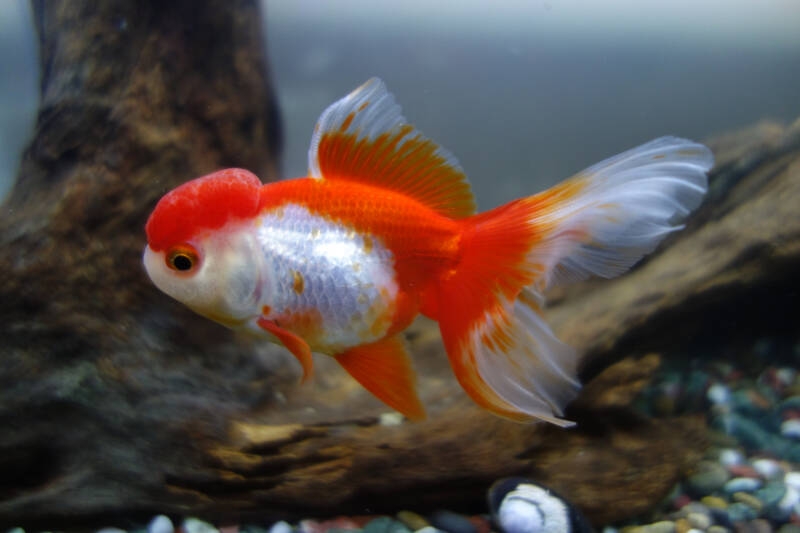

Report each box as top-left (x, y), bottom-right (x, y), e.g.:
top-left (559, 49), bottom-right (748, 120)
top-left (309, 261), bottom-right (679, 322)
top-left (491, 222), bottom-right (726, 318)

top-left (2, 0), bottom-right (799, 529)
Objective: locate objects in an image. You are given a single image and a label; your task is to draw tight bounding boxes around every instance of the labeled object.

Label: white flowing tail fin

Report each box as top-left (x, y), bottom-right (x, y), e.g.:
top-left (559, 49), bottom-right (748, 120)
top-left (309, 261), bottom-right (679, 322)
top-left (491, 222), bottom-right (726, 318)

top-left (436, 136), bottom-right (713, 425)
top-left (531, 136), bottom-right (713, 288)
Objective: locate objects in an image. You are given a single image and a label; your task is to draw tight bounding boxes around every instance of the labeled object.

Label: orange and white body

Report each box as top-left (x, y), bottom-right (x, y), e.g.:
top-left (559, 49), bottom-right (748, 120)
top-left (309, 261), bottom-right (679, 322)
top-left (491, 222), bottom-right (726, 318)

top-left (144, 78), bottom-right (713, 426)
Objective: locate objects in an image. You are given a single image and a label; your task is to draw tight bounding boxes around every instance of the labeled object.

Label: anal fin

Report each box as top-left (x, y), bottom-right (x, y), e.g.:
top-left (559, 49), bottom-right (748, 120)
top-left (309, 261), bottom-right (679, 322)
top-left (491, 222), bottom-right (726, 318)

top-left (335, 335), bottom-right (426, 421)
top-left (257, 317), bottom-right (313, 383)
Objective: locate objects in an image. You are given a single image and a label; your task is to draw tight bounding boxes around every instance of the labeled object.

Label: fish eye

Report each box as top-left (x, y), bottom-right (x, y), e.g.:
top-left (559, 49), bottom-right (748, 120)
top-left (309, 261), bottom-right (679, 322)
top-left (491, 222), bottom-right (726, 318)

top-left (166, 245), bottom-right (199, 273)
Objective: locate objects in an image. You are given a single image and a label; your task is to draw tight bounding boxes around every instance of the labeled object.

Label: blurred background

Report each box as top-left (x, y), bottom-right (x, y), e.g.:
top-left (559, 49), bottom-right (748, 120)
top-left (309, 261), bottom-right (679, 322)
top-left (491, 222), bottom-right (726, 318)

top-left (2, 0), bottom-right (799, 208)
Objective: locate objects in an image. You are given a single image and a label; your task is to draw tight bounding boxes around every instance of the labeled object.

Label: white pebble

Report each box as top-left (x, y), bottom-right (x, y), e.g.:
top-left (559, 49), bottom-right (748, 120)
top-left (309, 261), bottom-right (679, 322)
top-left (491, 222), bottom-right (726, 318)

top-left (723, 477), bottom-right (762, 493)
top-left (785, 471), bottom-right (800, 490)
top-left (687, 512), bottom-right (711, 530)
top-left (780, 419), bottom-right (800, 438)
top-left (778, 485), bottom-right (800, 511)
top-left (718, 448), bottom-right (744, 466)
top-left (601, 528), bottom-right (619, 533)
top-left (498, 483), bottom-right (569, 533)
top-left (148, 515), bottom-right (174, 533)
top-left (182, 518), bottom-right (219, 533)
top-left (687, 530), bottom-right (704, 533)
top-left (96, 529), bottom-right (126, 533)
top-left (269, 521), bottom-right (292, 533)
top-left (776, 367), bottom-right (797, 385)
top-left (379, 412), bottom-right (404, 426)
top-left (707, 384), bottom-right (731, 405)
top-left (752, 458), bottom-right (782, 479)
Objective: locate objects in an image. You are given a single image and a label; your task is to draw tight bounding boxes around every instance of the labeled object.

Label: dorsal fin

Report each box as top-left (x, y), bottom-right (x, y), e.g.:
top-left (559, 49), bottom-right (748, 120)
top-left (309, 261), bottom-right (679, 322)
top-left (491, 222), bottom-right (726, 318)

top-left (307, 77), bottom-right (477, 219)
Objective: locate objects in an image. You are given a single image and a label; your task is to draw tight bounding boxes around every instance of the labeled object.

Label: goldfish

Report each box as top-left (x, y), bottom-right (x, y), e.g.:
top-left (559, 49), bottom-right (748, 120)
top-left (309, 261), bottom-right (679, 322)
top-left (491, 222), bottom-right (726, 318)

top-left (143, 78), bottom-right (713, 426)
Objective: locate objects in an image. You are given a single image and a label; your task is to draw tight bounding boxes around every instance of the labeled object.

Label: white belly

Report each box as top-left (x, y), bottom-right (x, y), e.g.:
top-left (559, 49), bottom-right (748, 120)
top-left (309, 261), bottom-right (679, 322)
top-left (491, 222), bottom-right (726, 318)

top-left (250, 203), bottom-right (398, 353)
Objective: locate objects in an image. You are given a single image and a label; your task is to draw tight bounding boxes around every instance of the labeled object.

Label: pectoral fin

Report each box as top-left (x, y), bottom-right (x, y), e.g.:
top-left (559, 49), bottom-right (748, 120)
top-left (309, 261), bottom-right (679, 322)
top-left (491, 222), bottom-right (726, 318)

top-left (335, 335), bottom-right (426, 421)
top-left (257, 317), bottom-right (313, 383)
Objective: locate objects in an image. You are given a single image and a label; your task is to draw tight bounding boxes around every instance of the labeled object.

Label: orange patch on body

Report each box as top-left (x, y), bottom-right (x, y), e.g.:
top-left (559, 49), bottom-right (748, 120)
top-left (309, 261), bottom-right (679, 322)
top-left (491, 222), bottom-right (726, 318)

top-left (273, 307), bottom-right (325, 348)
top-left (269, 205), bottom-right (285, 220)
top-left (362, 235), bottom-right (373, 254)
top-left (364, 287), bottom-right (396, 339)
top-left (291, 270), bottom-right (305, 294)
top-left (261, 305), bottom-right (272, 316)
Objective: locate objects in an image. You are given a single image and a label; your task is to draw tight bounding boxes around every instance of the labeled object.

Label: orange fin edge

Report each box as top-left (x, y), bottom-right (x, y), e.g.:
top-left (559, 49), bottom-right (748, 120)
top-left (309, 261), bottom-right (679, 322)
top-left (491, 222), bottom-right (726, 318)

top-left (335, 335), bottom-right (426, 421)
top-left (257, 317), bottom-right (313, 384)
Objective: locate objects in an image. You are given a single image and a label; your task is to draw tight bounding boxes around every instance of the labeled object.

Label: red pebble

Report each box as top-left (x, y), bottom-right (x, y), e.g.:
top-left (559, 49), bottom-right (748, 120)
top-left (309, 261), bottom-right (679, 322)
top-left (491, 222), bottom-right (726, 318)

top-left (219, 527), bottom-right (239, 533)
top-left (783, 408), bottom-right (800, 420)
top-left (350, 516), bottom-right (377, 528)
top-left (468, 516), bottom-right (492, 533)
top-left (673, 494), bottom-right (692, 510)
top-left (322, 517), bottom-right (362, 531)
top-left (726, 370), bottom-right (744, 382)
top-left (301, 518), bottom-right (362, 533)
top-left (727, 464), bottom-right (760, 478)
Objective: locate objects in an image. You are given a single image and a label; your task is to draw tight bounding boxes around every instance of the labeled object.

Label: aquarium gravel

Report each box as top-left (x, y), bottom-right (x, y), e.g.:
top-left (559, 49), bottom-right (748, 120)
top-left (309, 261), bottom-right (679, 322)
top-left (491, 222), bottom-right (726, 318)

top-left (6, 353), bottom-right (800, 533)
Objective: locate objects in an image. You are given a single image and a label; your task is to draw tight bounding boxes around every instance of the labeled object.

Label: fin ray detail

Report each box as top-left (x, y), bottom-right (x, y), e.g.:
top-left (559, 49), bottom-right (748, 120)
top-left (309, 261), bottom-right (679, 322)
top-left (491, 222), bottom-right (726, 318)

top-left (308, 78), bottom-right (477, 219)
top-left (335, 334), bottom-right (426, 421)
top-left (526, 136), bottom-right (714, 288)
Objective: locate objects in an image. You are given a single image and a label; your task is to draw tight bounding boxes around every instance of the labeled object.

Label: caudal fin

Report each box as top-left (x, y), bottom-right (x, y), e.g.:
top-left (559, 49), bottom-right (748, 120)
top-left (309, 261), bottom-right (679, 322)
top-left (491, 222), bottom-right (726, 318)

top-left (436, 136), bottom-right (713, 425)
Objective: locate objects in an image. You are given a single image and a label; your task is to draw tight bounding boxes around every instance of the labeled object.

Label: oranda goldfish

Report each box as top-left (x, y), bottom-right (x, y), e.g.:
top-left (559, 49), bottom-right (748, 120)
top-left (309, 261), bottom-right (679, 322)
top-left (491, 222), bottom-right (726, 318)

top-left (144, 78), bottom-right (713, 426)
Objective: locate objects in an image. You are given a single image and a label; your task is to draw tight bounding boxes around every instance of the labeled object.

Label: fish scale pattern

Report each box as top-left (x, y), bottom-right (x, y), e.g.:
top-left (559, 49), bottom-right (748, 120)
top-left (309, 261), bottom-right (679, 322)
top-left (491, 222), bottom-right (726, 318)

top-left (255, 204), bottom-right (398, 352)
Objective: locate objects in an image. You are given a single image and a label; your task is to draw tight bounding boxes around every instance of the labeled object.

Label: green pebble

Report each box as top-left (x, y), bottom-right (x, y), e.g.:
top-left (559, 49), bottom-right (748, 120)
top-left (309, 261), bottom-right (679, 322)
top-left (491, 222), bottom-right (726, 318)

top-left (777, 525), bottom-right (800, 533)
top-left (756, 481), bottom-right (787, 509)
top-left (363, 517), bottom-right (412, 533)
top-left (726, 502), bottom-right (758, 522)
top-left (780, 396), bottom-right (800, 411)
top-left (686, 461), bottom-right (730, 495)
